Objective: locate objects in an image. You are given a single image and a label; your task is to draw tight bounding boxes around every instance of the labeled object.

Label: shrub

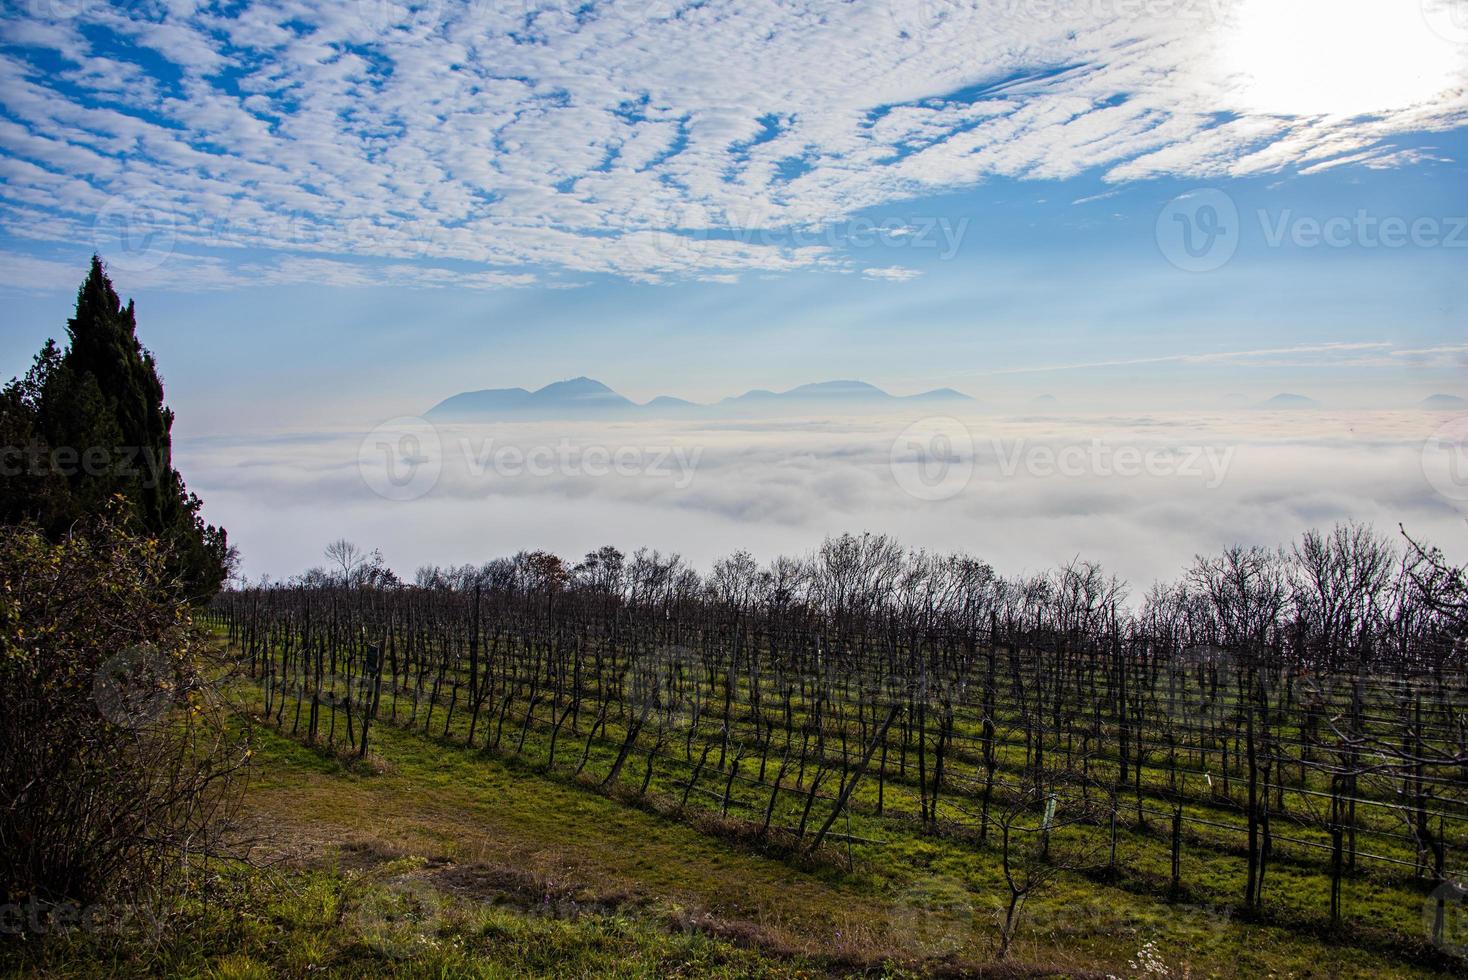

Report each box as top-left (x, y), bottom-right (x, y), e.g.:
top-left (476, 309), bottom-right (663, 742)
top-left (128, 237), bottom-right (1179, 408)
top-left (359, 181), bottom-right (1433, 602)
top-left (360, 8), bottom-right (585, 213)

top-left (0, 513), bottom-right (247, 908)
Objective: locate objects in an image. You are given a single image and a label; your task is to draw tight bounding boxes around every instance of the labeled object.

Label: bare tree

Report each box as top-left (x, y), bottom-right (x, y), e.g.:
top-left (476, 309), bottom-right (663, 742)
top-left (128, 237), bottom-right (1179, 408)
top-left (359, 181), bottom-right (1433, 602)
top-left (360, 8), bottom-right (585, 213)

top-left (994, 769), bottom-right (1104, 960)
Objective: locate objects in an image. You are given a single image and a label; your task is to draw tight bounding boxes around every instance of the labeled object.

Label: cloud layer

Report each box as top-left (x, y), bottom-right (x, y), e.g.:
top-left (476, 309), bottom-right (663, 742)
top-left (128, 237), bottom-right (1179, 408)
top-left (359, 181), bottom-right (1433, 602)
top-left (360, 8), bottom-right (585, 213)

top-left (2, 0), bottom-right (1465, 287)
top-left (184, 409), bottom-right (1468, 588)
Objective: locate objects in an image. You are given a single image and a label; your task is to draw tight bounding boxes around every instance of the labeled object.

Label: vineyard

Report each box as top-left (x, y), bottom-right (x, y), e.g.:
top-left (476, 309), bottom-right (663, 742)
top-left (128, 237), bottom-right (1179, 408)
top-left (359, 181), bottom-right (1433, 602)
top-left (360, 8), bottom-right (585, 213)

top-left (210, 528), bottom-right (1468, 973)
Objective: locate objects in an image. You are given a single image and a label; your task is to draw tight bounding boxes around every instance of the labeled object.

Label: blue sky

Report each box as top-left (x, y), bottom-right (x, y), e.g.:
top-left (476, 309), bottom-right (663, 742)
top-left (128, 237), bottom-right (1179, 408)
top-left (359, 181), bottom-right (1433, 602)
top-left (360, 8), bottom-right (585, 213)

top-left (3, 1), bottom-right (1467, 433)
top-left (2, 2), bottom-right (1468, 586)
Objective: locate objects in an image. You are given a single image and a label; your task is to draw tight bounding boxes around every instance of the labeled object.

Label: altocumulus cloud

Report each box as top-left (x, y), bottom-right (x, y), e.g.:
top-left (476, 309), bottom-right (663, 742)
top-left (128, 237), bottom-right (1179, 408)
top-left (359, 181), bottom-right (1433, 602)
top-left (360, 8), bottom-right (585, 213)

top-left (1, 1), bottom-right (1465, 288)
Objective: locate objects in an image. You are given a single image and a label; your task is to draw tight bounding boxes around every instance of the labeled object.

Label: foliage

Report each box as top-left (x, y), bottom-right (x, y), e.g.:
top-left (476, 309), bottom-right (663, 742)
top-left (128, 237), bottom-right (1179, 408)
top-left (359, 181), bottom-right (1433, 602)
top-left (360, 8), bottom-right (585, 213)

top-left (0, 515), bottom-right (248, 907)
top-left (0, 256), bottom-right (234, 601)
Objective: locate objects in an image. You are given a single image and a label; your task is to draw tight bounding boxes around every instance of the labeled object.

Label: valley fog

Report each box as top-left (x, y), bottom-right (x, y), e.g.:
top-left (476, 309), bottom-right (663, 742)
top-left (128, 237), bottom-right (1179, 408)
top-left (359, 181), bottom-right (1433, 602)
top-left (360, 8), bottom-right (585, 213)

top-left (185, 408), bottom-right (1468, 591)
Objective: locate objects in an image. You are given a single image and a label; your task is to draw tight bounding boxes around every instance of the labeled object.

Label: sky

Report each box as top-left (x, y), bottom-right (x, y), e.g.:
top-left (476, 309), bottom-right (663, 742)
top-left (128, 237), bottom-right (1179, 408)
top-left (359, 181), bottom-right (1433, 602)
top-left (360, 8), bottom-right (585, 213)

top-left (1, 0), bottom-right (1466, 582)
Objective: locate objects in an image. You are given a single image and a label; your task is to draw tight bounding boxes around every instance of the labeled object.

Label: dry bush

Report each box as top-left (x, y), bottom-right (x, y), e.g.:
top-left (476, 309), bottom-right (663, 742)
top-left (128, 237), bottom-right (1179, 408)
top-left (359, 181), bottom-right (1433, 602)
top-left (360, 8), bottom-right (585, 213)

top-left (0, 514), bottom-right (248, 908)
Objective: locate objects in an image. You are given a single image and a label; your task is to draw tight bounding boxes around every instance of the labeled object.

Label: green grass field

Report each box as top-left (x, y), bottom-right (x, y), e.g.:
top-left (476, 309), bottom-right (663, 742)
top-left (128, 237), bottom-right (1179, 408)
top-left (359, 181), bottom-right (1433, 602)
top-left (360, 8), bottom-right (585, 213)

top-left (9, 655), bottom-right (1462, 979)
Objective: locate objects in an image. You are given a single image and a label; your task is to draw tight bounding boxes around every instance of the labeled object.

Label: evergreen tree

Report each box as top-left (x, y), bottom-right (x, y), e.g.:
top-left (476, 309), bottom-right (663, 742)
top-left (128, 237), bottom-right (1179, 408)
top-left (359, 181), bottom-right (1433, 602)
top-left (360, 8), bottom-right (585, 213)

top-left (0, 256), bottom-right (234, 599)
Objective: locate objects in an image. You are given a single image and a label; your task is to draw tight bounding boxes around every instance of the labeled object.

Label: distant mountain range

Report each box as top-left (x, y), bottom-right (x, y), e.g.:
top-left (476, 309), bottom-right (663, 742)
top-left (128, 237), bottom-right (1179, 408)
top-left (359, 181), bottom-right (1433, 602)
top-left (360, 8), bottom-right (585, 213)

top-left (424, 381), bottom-right (1467, 421)
top-left (1421, 394), bottom-right (1468, 410)
top-left (1257, 393), bottom-right (1321, 410)
top-left (426, 377), bottom-right (974, 421)
top-left (1250, 393), bottom-right (1468, 411)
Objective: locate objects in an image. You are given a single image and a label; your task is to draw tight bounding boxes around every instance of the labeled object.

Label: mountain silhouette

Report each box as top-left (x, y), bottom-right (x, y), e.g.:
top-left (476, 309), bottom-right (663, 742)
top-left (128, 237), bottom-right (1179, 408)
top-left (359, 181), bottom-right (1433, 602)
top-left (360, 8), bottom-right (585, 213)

top-left (1257, 393), bottom-right (1321, 410)
top-left (426, 377), bottom-right (972, 421)
top-left (1420, 394), bottom-right (1468, 410)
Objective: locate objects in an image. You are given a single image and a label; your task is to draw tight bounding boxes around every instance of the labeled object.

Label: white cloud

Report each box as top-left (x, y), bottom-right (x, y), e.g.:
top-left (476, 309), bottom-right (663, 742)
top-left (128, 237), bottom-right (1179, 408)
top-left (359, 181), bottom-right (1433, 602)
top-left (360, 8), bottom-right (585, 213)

top-left (965, 342), bottom-right (1400, 377)
top-left (1, 1), bottom-right (1464, 287)
top-left (184, 410), bottom-right (1468, 588)
top-left (862, 265), bottom-right (923, 281)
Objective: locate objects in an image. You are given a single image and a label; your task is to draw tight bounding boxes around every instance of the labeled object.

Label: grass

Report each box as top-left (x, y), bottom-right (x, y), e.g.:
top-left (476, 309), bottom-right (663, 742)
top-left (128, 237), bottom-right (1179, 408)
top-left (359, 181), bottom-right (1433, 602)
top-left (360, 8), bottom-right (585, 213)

top-left (0, 857), bottom-right (837, 978)
top-left (8, 658), bottom-right (1463, 978)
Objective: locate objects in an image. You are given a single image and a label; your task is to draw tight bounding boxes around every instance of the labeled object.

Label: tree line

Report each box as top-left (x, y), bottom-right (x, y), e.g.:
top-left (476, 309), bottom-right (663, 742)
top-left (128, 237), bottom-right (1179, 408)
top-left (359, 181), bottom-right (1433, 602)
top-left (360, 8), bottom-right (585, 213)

top-left (214, 521), bottom-right (1468, 950)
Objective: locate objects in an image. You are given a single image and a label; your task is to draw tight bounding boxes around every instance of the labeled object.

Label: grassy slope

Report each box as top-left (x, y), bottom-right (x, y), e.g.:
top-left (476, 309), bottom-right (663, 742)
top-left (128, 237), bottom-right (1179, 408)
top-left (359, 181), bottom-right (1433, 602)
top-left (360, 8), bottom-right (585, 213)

top-left (9, 686), bottom-right (1456, 978)
top-left (245, 716), bottom-right (1459, 977)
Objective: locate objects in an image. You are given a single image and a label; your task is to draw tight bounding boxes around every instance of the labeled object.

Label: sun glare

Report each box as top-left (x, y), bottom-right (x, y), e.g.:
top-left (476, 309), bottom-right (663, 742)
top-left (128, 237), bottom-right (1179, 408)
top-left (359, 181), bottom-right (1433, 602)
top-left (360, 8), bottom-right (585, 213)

top-left (1218, 0), bottom-right (1463, 117)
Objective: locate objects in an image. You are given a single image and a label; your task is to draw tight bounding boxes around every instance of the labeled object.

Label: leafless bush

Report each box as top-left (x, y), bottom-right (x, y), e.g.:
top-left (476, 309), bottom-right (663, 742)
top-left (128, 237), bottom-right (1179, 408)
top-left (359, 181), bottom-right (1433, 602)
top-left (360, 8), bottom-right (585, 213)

top-left (0, 515), bottom-right (249, 908)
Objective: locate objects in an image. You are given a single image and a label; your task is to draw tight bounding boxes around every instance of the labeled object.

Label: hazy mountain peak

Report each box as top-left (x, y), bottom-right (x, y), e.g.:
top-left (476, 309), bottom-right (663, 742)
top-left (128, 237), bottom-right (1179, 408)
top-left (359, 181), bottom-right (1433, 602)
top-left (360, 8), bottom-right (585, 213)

top-left (1259, 393), bottom-right (1321, 409)
top-left (788, 380), bottom-right (882, 394)
top-left (429, 377), bottom-right (973, 421)
top-left (1421, 393), bottom-right (1468, 410)
top-left (535, 376), bottom-right (618, 396)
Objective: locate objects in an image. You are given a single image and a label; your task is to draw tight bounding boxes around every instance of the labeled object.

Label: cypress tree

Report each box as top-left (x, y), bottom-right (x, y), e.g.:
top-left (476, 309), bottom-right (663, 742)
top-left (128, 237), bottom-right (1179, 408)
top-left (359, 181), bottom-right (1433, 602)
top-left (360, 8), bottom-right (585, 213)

top-left (0, 256), bottom-right (233, 599)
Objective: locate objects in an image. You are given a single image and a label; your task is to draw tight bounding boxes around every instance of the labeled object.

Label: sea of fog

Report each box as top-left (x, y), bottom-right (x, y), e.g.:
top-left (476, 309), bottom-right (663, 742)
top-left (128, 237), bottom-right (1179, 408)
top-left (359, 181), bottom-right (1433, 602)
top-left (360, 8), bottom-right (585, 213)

top-left (179, 410), bottom-right (1468, 593)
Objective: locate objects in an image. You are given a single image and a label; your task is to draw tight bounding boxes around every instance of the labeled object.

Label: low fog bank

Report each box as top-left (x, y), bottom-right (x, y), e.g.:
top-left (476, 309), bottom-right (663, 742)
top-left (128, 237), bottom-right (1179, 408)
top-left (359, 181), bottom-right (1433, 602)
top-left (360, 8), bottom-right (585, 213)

top-left (180, 410), bottom-right (1468, 592)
